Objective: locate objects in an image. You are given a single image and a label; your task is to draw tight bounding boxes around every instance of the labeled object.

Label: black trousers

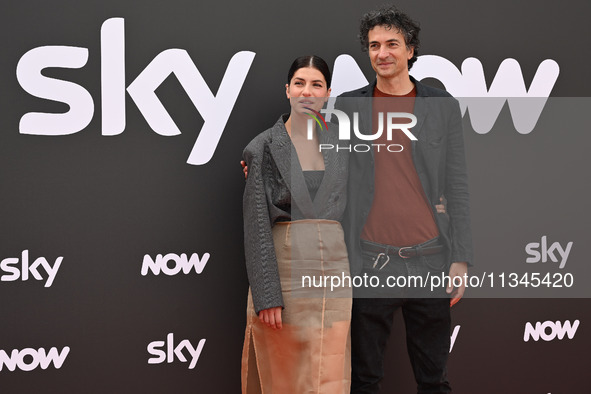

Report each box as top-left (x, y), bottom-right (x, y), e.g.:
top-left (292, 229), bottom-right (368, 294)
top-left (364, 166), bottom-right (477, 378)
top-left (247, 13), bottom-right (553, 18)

top-left (350, 249), bottom-right (452, 394)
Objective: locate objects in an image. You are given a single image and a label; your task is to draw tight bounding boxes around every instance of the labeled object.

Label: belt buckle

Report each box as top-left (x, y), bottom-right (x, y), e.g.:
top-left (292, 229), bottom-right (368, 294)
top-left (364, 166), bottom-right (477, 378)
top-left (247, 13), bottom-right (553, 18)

top-left (372, 252), bottom-right (390, 270)
top-left (398, 247), bottom-right (412, 259)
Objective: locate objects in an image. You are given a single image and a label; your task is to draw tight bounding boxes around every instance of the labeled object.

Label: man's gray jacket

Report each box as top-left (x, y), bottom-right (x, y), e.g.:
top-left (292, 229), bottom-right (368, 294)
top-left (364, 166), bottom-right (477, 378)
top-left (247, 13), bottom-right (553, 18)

top-left (334, 77), bottom-right (473, 275)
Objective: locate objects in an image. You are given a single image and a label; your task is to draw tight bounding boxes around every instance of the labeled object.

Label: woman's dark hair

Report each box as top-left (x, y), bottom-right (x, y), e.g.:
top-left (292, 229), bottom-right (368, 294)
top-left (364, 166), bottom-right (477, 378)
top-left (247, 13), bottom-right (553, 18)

top-left (358, 5), bottom-right (421, 70)
top-left (287, 55), bottom-right (332, 88)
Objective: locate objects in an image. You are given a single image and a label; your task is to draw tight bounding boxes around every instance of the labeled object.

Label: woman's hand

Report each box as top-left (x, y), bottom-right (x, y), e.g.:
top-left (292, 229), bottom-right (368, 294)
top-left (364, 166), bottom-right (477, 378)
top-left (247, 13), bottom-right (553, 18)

top-left (258, 307), bottom-right (283, 330)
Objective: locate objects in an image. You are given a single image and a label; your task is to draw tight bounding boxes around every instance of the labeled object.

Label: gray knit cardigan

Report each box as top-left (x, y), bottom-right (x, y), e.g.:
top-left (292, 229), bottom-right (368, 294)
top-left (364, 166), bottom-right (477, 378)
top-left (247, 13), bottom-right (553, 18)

top-left (242, 114), bottom-right (349, 313)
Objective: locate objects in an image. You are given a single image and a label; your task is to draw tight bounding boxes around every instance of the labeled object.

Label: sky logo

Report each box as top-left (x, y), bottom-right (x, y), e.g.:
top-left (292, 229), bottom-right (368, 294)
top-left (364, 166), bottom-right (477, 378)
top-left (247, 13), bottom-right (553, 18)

top-left (147, 333), bottom-right (206, 370)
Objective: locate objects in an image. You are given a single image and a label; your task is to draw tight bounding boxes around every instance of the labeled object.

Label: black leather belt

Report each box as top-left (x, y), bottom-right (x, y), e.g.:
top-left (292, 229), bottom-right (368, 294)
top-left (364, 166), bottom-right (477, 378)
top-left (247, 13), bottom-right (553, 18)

top-left (361, 239), bottom-right (444, 270)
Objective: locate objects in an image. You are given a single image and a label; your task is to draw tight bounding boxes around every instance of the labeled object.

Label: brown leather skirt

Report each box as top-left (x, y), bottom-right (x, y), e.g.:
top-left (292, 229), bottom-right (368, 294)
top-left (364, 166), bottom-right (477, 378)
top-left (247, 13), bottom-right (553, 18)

top-left (242, 219), bottom-right (352, 394)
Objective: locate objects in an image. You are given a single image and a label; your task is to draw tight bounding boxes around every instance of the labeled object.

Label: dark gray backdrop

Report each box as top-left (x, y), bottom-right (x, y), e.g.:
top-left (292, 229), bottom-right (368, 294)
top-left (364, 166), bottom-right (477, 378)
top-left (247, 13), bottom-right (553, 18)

top-left (1, 0), bottom-right (589, 392)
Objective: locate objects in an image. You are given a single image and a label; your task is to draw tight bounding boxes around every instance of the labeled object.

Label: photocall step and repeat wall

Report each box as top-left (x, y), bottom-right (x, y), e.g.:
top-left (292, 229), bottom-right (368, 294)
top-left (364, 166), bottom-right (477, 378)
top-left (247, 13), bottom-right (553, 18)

top-left (1, 0), bottom-right (589, 392)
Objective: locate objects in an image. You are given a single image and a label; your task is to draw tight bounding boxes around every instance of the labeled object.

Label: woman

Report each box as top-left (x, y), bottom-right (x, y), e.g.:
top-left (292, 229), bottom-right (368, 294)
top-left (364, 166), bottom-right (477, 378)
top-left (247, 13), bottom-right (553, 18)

top-left (241, 56), bottom-right (351, 394)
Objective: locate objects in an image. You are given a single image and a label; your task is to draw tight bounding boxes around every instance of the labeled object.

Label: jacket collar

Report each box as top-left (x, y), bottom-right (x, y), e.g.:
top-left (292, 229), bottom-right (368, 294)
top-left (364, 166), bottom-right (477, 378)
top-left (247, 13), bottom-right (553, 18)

top-left (362, 76), bottom-right (428, 97)
top-left (268, 114), bottom-right (341, 219)
top-left (356, 76), bottom-right (429, 141)
top-left (410, 76), bottom-right (429, 140)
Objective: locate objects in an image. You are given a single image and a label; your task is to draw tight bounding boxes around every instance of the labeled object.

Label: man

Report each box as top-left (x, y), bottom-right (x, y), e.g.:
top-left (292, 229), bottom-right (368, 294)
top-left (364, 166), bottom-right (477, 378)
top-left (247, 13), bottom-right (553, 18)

top-left (334, 6), bottom-right (473, 393)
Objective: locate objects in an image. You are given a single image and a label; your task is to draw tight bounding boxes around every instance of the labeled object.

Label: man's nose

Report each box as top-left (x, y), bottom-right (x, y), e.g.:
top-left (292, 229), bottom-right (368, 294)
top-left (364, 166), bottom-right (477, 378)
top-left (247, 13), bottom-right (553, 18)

top-left (378, 47), bottom-right (389, 59)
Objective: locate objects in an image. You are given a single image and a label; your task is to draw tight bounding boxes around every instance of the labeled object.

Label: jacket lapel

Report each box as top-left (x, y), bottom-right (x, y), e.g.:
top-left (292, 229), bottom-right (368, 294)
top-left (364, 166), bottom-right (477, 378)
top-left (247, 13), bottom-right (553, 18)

top-left (411, 76), bottom-right (430, 142)
top-left (268, 115), bottom-right (317, 219)
top-left (411, 77), bottom-right (438, 202)
top-left (357, 81), bottom-right (376, 143)
top-left (310, 125), bottom-right (340, 214)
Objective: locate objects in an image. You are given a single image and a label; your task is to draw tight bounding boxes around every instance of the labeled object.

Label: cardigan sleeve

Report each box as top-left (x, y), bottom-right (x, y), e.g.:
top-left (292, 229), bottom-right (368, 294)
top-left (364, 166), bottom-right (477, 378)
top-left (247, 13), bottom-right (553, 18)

top-left (242, 142), bottom-right (284, 314)
top-left (443, 99), bottom-right (474, 265)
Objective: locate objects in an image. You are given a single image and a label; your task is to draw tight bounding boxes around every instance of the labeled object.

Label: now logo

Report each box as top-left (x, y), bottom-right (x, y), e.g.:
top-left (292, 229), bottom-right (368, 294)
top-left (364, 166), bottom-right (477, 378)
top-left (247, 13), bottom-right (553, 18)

top-left (0, 346), bottom-right (70, 372)
top-left (328, 54), bottom-right (559, 134)
top-left (523, 320), bottom-right (580, 342)
top-left (141, 252), bottom-right (210, 276)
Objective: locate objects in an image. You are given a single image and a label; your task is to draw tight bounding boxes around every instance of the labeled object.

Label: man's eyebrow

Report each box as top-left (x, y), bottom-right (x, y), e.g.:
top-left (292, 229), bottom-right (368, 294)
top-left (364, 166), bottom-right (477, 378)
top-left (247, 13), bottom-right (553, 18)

top-left (369, 38), bottom-right (402, 44)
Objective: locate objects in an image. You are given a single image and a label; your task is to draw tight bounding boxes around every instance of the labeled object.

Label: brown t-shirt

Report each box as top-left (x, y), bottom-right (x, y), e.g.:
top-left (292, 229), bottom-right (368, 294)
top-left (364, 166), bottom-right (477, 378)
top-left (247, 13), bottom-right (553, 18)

top-left (360, 85), bottom-right (439, 247)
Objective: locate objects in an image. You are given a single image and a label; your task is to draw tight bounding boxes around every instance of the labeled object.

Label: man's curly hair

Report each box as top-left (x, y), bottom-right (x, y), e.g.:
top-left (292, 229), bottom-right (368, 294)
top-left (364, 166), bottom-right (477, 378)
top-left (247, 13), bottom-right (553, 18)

top-left (359, 5), bottom-right (421, 70)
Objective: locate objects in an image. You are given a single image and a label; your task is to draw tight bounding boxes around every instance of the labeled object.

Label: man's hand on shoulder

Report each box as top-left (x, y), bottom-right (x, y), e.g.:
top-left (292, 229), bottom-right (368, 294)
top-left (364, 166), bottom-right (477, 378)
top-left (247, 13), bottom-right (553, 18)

top-left (436, 196), bottom-right (445, 214)
top-left (241, 160), bottom-right (248, 179)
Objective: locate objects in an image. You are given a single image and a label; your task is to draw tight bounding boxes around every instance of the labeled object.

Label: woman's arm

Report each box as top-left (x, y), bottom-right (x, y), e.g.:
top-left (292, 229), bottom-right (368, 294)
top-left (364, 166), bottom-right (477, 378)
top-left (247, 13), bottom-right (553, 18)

top-left (243, 142), bottom-right (284, 315)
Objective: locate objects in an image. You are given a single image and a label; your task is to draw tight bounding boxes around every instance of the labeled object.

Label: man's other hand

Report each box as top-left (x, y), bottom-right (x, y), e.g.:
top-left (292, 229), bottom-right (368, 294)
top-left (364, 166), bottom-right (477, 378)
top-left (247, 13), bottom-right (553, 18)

top-left (447, 262), bottom-right (468, 307)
